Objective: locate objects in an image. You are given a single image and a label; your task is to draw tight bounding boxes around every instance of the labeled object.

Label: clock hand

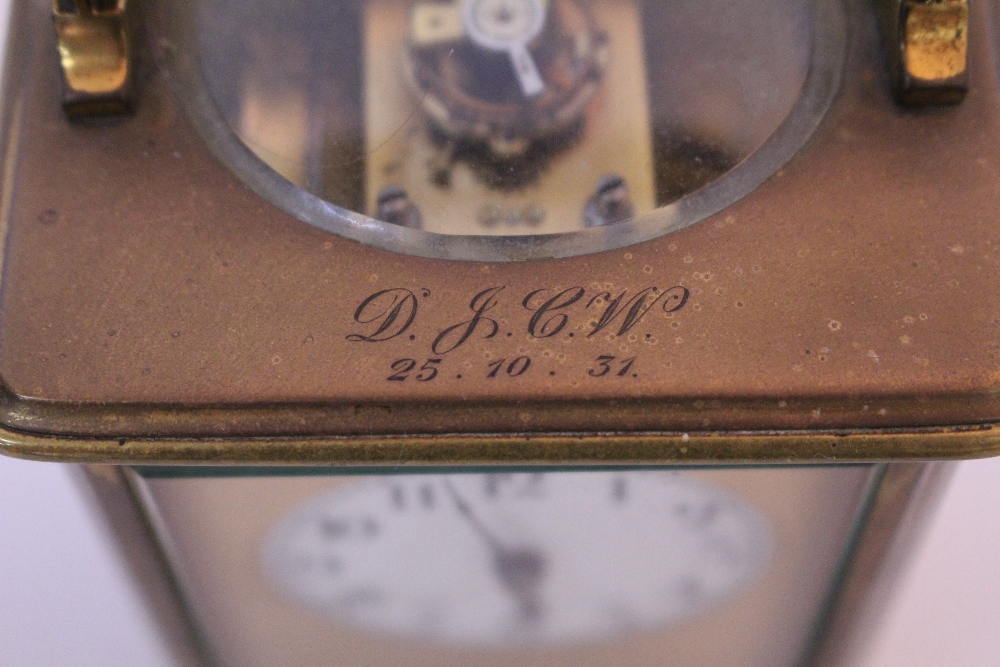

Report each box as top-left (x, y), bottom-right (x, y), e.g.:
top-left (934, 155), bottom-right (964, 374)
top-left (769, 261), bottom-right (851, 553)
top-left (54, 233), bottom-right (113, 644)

top-left (442, 479), bottom-right (547, 624)
top-left (505, 42), bottom-right (545, 98)
top-left (462, 0), bottom-right (548, 97)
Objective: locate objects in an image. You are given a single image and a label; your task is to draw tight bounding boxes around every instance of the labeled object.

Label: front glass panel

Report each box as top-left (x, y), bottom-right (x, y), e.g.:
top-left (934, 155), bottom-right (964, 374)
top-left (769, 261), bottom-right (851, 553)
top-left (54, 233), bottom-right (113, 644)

top-left (137, 466), bottom-right (873, 667)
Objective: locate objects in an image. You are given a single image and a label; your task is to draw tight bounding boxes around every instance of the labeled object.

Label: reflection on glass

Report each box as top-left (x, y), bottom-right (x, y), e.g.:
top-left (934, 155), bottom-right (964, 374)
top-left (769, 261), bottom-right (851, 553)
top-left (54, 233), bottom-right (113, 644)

top-left (198, 0), bottom-right (810, 236)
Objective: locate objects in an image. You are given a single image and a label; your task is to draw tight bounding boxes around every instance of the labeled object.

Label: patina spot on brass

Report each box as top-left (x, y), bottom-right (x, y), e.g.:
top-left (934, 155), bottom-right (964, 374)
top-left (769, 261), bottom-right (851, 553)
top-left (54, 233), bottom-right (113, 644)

top-left (52, 0), bottom-right (135, 117)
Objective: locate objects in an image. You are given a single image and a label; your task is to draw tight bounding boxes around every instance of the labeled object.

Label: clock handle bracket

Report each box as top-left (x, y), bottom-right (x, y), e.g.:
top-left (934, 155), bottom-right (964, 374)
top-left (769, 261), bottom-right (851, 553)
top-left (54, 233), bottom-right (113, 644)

top-left (51, 0), bottom-right (138, 118)
top-left (875, 0), bottom-right (970, 106)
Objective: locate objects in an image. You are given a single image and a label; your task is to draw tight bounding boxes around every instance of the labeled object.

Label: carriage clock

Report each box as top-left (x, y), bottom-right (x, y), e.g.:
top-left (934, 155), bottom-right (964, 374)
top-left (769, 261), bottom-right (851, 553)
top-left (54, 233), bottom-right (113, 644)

top-left (0, 0), bottom-right (995, 665)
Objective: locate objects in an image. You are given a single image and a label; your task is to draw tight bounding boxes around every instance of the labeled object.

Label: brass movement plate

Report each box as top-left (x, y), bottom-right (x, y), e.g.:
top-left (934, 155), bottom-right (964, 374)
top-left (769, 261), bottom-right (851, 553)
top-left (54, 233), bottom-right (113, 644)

top-left (362, 0), bottom-right (657, 235)
top-left (2, 0), bottom-right (1000, 463)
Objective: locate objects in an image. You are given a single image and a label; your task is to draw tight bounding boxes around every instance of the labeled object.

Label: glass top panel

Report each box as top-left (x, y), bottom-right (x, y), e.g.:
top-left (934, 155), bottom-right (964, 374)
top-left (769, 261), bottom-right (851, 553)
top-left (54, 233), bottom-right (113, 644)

top-left (195, 0), bottom-right (820, 247)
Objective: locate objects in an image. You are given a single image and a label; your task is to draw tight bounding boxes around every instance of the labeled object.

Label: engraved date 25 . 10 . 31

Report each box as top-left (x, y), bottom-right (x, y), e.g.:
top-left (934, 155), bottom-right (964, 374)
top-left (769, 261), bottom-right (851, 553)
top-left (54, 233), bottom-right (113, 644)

top-left (345, 285), bottom-right (690, 382)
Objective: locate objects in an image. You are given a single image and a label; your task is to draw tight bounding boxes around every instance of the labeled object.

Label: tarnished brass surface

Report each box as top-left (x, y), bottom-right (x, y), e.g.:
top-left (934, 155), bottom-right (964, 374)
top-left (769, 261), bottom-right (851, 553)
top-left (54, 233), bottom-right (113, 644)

top-left (877, 0), bottom-right (969, 105)
top-left (0, 0), bottom-right (998, 461)
top-left (52, 0), bottom-right (134, 117)
top-left (3, 424), bottom-right (999, 465)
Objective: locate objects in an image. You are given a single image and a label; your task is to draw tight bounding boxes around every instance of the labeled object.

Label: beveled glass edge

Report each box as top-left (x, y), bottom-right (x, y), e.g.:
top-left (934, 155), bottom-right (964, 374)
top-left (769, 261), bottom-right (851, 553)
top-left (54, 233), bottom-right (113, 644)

top-left (163, 0), bottom-right (847, 262)
top-left (804, 462), bottom-right (959, 667)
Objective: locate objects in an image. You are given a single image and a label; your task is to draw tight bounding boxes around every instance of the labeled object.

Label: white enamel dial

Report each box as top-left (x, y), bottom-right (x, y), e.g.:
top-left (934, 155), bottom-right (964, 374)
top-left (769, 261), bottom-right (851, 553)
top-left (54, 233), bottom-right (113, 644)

top-left (263, 471), bottom-right (771, 646)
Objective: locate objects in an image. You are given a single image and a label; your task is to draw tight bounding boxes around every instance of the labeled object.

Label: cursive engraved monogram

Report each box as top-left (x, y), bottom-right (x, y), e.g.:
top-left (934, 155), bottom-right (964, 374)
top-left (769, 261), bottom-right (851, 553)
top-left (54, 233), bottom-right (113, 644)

top-left (522, 287), bottom-right (586, 338)
top-left (432, 287), bottom-right (504, 354)
top-left (347, 284), bottom-right (691, 353)
top-left (586, 286), bottom-right (689, 337)
top-left (346, 288), bottom-right (429, 342)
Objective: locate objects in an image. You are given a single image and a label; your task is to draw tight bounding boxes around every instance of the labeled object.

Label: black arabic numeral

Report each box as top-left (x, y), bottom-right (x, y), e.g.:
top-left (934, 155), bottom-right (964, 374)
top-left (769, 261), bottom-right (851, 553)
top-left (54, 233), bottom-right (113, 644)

top-left (416, 358), bottom-right (442, 382)
top-left (419, 484), bottom-right (435, 508)
top-left (507, 356), bottom-right (531, 377)
top-left (617, 357), bottom-right (637, 377)
top-left (612, 476), bottom-right (628, 503)
top-left (487, 357), bottom-right (532, 378)
top-left (487, 358), bottom-right (506, 378)
top-left (391, 484), bottom-right (406, 509)
top-left (588, 355), bottom-right (615, 377)
top-left (388, 358), bottom-right (417, 381)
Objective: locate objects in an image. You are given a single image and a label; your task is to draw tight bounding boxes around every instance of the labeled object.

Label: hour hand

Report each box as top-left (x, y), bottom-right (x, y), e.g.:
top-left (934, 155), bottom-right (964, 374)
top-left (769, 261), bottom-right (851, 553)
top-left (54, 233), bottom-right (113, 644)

top-left (493, 546), bottom-right (547, 624)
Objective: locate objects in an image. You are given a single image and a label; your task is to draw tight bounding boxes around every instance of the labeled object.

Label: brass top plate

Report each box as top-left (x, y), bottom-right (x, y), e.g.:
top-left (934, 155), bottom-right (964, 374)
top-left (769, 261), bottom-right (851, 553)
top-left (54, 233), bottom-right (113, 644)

top-left (1, 0), bottom-right (1000, 462)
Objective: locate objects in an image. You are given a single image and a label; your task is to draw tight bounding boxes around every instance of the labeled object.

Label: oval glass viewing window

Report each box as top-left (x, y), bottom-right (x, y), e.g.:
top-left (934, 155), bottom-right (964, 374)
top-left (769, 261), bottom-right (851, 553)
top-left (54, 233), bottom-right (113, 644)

top-left (184, 0), bottom-right (844, 260)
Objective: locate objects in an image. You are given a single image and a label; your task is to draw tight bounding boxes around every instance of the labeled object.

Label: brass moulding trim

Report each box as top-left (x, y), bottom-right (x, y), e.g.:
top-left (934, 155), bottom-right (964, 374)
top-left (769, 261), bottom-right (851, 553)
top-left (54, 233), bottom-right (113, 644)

top-left (2, 423), bottom-right (1000, 465)
top-left (877, 0), bottom-right (969, 105)
top-left (53, 0), bottom-right (136, 117)
top-left (5, 387), bottom-right (1000, 439)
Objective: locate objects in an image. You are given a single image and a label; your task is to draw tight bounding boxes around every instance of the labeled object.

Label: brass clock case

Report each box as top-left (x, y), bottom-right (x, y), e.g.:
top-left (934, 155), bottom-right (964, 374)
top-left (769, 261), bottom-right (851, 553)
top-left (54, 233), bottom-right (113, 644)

top-left (0, 0), bottom-right (998, 465)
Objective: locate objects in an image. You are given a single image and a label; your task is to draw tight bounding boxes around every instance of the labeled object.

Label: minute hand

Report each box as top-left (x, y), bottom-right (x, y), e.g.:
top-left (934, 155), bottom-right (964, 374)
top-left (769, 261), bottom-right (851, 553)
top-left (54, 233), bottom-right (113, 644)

top-left (442, 479), bottom-right (547, 623)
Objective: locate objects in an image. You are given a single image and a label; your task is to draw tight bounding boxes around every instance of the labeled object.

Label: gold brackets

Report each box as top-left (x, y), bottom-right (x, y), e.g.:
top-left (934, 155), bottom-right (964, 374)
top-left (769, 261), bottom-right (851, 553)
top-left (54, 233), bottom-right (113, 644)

top-left (53, 0), bottom-right (135, 117)
top-left (878, 0), bottom-right (969, 105)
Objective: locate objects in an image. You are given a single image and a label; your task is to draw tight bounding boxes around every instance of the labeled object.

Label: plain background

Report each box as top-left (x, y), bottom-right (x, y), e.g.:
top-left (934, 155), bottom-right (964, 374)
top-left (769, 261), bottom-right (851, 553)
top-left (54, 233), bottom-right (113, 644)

top-left (1, 0), bottom-right (999, 664)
